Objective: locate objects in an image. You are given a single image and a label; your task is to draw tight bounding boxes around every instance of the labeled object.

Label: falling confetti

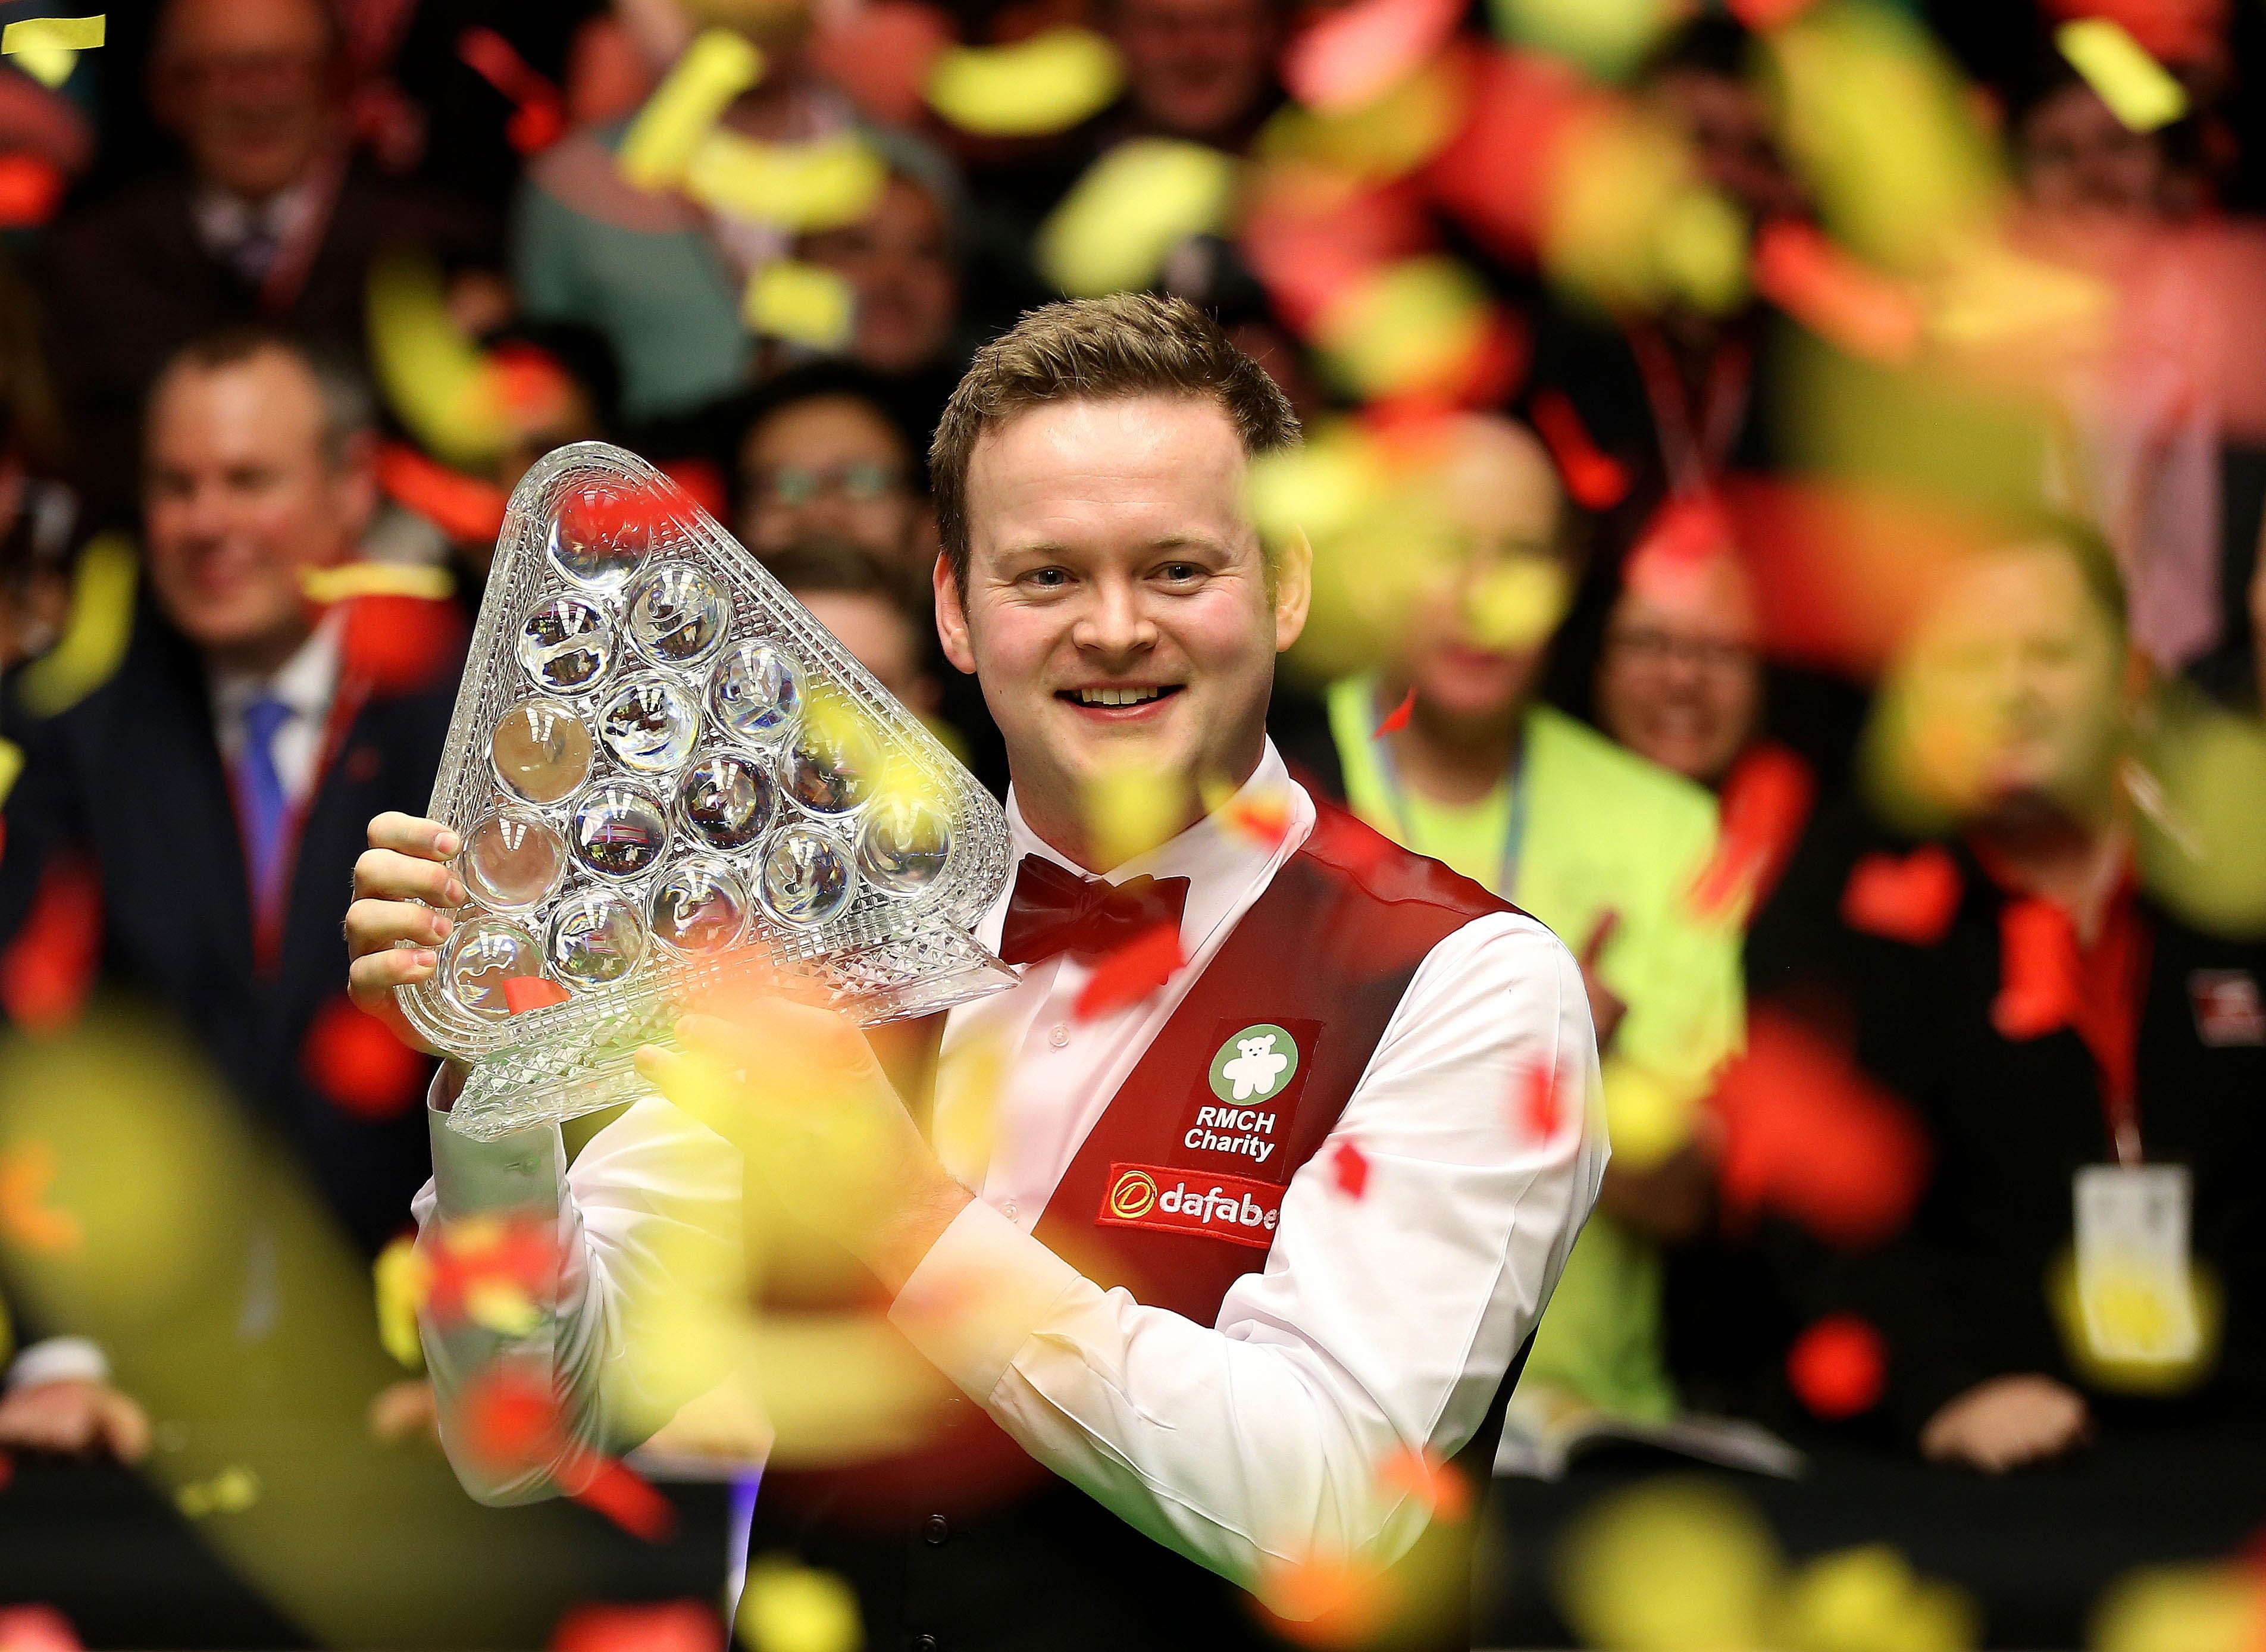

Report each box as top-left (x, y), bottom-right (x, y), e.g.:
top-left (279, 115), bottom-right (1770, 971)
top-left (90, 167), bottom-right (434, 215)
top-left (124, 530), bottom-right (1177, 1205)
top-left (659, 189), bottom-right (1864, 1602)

top-left (1512, 1062), bottom-right (1563, 1144)
top-left (925, 27), bottom-right (1123, 137)
top-left (1283, 0), bottom-right (1464, 115)
top-left (1037, 139), bottom-right (1237, 299)
top-left (737, 1555), bottom-right (862, 1652)
top-left (457, 25), bottom-right (566, 154)
top-left (373, 1235), bottom-right (430, 1370)
top-left (1313, 257), bottom-right (1497, 402)
top-left (1329, 1139), bottom-right (1369, 1199)
top-left (366, 254), bottom-right (512, 468)
top-left (1528, 388), bottom-right (1630, 510)
top-left (1751, 221), bottom-right (1924, 366)
top-left (1074, 922), bottom-right (1185, 1021)
top-left (2056, 18), bottom-right (2187, 133)
top-left (503, 975), bottom-right (572, 1014)
top-left (1375, 1444), bottom-right (1471, 1523)
top-left (0, 12), bottom-right (101, 87)
top-left (0, 1140), bottom-right (82, 1254)
top-left (0, 852), bottom-right (101, 1035)
top-left (1555, 1477), bottom-right (1782, 1652)
top-left (176, 1463), bottom-right (262, 1519)
top-left (1779, 1544), bottom-right (1979, 1652)
top-left (2092, 1561), bottom-right (2265, 1652)
top-left (300, 559), bottom-right (456, 603)
top-left (0, 155), bottom-right (65, 227)
top-left (1839, 844), bottom-right (1963, 946)
top-left (683, 132), bottom-right (888, 231)
top-left (550, 1599), bottom-right (722, 1652)
top-left (1785, 1312), bottom-right (1889, 1418)
top-left (374, 442), bottom-right (509, 547)
top-left (15, 532), bottom-right (135, 718)
top-left (1991, 898), bottom-right (2081, 1040)
top-left (1491, 0), bottom-right (1681, 81)
top-left (617, 29), bottom-right (765, 192)
top-left (0, 1603), bottom-right (78, 1652)
top-left (1685, 744), bottom-right (1816, 921)
top-left (301, 993), bottom-right (427, 1121)
top-left (1373, 689), bottom-right (1416, 737)
top-left (339, 591), bottom-right (467, 697)
top-left (743, 260), bottom-right (856, 351)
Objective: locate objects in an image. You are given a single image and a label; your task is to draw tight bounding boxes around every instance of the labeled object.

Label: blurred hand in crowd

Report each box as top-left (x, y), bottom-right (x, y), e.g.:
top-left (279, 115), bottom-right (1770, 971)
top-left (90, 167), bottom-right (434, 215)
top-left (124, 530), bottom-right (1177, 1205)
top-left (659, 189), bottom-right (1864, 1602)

top-left (1107, 0), bottom-right (1279, 147)
top-left (143, 337), bottom-right (375, 677)
top-left (1921, 1373), bottom-right (2093, 1473)
top-left (151, 0), bottom-right (340, 204)
top-left (368, 1378), bottom-right (442, 1448)
top-left (799, 176), bottom-right (960, 377)
top-left (345, 811), bottom-right (465, 1053)
top-left (0, 1378), bottom-right (152, 1463)
top-left (1597, 550), bottom-right (1764, 789)
top-left (739, 392), bottom-right (923, 568)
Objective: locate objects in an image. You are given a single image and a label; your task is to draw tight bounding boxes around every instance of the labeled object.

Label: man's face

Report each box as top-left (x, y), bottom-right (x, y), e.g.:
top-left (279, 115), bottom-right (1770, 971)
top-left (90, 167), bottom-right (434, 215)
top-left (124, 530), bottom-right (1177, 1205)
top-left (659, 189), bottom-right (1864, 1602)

top-left (1597, 554), bottom-right (1764, 786)
top-left (1110, 0), bottom-right (1277, 144)
top-left (1397, 418), bottom-right (1566, 728)
top-left (935, 395), bottom-right (1306, 863)
top-left (2019, 82), bottom-right (2166, 220)
top-left (800, 178), bottom-right (959, 376)
top-left (1899, 543), bottom-right (2124, 818)
top-left (144, 349), bottom-right (371, 669)
top-left (155, 0), bottom-right (335, 201)
top-left (740, 395), bottom-right (920, 568)
top-left (1647, 67), bottom-right (1807, 225)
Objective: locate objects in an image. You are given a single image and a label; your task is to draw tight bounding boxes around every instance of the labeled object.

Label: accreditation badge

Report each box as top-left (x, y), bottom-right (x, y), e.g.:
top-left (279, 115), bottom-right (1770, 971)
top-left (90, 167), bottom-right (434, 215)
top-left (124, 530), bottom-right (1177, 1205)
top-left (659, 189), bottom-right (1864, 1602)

top-left (2072, 1165), bottom-right (2201, 1365)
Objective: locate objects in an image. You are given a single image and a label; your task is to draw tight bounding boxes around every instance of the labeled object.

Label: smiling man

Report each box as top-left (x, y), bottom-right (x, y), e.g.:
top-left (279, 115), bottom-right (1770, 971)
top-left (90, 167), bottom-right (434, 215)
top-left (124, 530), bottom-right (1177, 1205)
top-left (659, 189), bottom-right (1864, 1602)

top-left (347, 296), bottom-right (1604, 1650)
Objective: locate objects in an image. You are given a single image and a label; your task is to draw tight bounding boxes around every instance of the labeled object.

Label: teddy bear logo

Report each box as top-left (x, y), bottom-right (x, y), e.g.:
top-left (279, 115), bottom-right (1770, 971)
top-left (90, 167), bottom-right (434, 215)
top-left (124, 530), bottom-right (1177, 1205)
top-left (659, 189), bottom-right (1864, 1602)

top-left (1220, 1033), bottom-right (1290, 1101)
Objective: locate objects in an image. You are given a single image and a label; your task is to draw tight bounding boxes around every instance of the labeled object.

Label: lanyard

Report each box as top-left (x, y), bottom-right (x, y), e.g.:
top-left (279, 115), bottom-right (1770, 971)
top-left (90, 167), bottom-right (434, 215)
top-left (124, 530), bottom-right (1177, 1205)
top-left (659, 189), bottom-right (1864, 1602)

top-left (1627, 324), bottom-right (1754, 499)
top-left (1371, 712), bottom-right (1529, 899)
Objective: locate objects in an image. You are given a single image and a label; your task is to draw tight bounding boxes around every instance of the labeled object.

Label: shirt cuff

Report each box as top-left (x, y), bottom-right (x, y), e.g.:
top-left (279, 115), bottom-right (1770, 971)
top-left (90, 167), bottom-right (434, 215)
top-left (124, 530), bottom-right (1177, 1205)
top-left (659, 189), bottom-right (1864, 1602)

top-left (426, 1074), bottom-right (567, 1223)
top-left (887, 1199), bottom-right (1084, 1401)
top-left (7, 1335), bottom-right (109, 1391)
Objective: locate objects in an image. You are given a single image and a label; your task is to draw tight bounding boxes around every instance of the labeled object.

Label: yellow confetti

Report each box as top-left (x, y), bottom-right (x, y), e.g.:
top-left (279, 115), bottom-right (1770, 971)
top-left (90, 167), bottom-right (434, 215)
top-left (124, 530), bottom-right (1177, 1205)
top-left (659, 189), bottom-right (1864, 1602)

top-left (1464, 554), bottom-right (1568, 650)
top-left (1599, 1055), bottom-right (1699, 1169)
top-left (683, 130), bottom-right (887, 231)
top-left (1312, 256), bottom-right (1491, 399)
top-left (176, 1463), bottom-right (262, 1519)
top-left (1037, 139), bottom-right (1236, 298)
top-left (619, 29), bottom-right (766, 192)
top-left (925, 27), bottom-right (1123, 138)
top-left (1245, 420), bottom-right (1387, 549)
top-left (737, 1553), bottom-right (863, 1652)
top-left (0, 736), bottom-right (20, 811)
top-left (372, 1236), bottom-right (428, 1371)
top-left (300, 561), bottom-right (456, 603)
top-left (1490, 0), bottom-right (1677, 82)
top-left (16, 531), bottom-right (134, 719)
top-left (464, 1278), bottom-right (543, 1336)
top-left (1255, 58), bottom-right (1461, 179)
top-left (2057, 19), bottom-right (2187, 133)
top-left (744, 260), bottom-right (856, 349)
top-left (1774, 1544), bottom-right (1979, 1652)
top-left (1557, 1476), bottom-right (1782, 1652)
top-left (365, 254), bottom-right (509, 470)
top-left (1655, 188), bottom-right (1751, 315)
top-left (1083, 759), bottom-right (1184, 869)
top-left (1928, 237), bottom-right (2113, 348)
top-left (2, 14), bottom-right (101, 86)
top-left (2092, 1562), bottom-right (2266, 1652)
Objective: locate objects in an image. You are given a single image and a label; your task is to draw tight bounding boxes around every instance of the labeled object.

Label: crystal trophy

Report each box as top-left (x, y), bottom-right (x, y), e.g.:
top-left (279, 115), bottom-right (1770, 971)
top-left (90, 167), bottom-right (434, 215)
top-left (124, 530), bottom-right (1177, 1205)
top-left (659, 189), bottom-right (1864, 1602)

top-left (400, 443), bottom-right (1016, 1140)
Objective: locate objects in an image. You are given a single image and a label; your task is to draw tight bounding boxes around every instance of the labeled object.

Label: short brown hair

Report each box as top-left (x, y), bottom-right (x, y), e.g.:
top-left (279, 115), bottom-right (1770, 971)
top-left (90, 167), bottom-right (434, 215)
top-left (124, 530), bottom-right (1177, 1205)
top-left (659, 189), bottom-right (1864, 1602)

top-left (929, 295), bottom-right (1300, 590)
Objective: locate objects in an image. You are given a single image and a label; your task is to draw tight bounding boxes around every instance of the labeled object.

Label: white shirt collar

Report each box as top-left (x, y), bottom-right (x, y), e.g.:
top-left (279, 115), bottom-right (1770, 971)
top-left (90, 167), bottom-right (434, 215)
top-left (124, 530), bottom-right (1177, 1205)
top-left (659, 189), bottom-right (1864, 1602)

top-left (191, 177), bottom-right (318, 259)
top-left (998, 739), bottom-right (1315, 958)
top-left (208, 608), bottom-right (345, 733)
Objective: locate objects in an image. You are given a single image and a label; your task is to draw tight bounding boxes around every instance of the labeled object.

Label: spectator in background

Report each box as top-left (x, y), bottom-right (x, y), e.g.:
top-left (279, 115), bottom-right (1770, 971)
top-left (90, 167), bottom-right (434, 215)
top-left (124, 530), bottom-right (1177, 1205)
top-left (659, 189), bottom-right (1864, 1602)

top-left (734, 362), bottom-right (929, 583)
top-left (763, 537), bottom-right (940, 720)
top-left (38, 0), bottom-right (490, 512)
top-left (1103, 0), bottom-right (1283, 151)
top-left (0, 248), bottom-right (80, 673)
top-left (0, 333), bottom-right (453, 1369)
top-left (1752, 526), bottom-right (2266, 1470)
top-left (1276, 414), bottom-right (1742, 1441)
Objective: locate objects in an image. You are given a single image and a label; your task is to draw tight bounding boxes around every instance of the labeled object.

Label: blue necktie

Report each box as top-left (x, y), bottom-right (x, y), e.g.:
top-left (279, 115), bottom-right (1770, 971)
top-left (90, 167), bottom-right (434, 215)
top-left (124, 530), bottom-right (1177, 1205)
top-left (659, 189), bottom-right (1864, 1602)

top-left (239, 696), bottom-right (293, 913)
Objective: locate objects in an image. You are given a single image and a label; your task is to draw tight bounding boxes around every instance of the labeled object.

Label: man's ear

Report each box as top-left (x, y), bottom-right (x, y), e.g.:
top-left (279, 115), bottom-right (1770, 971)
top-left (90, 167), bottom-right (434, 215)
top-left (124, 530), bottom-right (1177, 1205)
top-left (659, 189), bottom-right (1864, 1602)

top-left (1273, 527), bottom-right (1313, 655)
top-left (934, 549), bottom-right (977, 675)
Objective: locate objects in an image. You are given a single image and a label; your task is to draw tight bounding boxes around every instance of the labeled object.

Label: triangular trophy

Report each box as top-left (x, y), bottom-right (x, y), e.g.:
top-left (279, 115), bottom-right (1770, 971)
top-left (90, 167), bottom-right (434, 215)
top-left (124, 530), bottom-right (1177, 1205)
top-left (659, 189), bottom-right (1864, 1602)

top-left (399, 442), bottom-right (1016, 1140)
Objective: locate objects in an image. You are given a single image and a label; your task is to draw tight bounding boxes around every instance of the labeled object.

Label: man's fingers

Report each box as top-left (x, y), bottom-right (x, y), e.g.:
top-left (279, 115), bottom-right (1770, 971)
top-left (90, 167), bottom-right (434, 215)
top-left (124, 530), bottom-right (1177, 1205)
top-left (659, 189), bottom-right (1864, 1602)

top-left (368, 812), bottom-right (462, 861)
top-left (346, 896), bottom-right (453, 959)
top-left (349, 943), bottom-right (439, 1002)
top-left (353, 846), bottom-right (468, 908)
top-left (100, 1391), bottom-right (152, 1464)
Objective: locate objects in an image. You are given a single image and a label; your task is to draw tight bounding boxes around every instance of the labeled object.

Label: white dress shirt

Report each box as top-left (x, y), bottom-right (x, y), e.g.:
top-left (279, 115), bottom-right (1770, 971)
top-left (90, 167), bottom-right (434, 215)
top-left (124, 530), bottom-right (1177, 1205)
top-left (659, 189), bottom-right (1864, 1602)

top-left (412, 741), bottom-right (1607, 1588)
top-left (208, 611), bottom-right (345, 810)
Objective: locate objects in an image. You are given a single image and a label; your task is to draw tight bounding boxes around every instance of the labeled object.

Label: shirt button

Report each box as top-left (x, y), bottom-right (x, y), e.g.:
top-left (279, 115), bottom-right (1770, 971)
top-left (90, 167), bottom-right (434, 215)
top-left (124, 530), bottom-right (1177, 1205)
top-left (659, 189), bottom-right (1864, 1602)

top-left (1047, 1024), bottom-right (1070, 1047)
top-left (911, 1637), bottom-right (940, 1652)
top-left (922, 1513), bottom-right (951, 1546)
top-left (1000, 1199), bottom-right (1018, 1221)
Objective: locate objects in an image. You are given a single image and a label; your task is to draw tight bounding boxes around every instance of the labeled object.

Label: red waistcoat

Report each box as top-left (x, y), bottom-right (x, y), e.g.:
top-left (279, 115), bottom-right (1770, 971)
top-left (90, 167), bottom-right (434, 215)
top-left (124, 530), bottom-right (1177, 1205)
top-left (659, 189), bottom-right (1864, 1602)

top-left (761, 803), bottom-right (1526, 1652)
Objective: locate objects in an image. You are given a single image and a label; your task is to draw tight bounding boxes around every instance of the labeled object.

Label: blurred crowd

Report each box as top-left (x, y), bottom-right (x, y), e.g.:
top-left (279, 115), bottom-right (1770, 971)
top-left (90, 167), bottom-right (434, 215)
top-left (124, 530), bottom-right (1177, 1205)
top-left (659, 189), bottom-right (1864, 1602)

top-left (0, 0), bottom-right (2264, 1647)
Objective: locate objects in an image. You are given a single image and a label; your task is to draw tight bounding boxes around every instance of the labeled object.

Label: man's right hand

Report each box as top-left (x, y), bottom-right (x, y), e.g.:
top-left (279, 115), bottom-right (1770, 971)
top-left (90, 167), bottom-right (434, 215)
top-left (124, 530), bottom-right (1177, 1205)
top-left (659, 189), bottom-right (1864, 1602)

top-left (346, 812), bottom-right (466, 1054)
top-left (1920, 1373), bottom-right (2093, 1473)
top-left (0, 1378), bottom-right (152, 1462)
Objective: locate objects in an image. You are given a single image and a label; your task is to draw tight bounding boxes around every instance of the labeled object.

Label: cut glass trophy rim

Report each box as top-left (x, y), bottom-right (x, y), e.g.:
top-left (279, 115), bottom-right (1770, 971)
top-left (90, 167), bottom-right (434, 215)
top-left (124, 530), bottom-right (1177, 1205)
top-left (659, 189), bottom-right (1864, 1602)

top-left (399, 442), bottom-right (1016, 1140)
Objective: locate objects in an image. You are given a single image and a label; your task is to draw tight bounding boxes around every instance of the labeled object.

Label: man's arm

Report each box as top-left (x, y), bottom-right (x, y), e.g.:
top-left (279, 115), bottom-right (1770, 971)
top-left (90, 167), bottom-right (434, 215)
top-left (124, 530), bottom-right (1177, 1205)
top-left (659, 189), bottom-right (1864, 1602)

top-left (884, 913), bottom-right (1604, 1589)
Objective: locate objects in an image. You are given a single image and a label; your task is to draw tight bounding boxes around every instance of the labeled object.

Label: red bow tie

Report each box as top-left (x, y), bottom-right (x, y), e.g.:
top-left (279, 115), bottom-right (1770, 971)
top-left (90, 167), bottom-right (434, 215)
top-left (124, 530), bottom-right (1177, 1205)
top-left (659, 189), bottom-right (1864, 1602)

top-left (997, 856), bottom-right (1190, 968)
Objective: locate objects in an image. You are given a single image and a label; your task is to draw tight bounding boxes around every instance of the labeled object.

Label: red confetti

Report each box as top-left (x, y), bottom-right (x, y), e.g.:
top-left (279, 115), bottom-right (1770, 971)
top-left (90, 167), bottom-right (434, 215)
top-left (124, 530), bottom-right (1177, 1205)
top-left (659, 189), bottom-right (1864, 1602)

top-left (301, 992), bottom-right (427, 1121)
top-left (339, 593), bottom-right (467, 697)
top-left (657, 457), bottom-right (729, 522)
top-left (0, 1141), bottom-right (80, 1254)
top-left (550, 1601), bottom-right (720, 1652)
top-left (1712, 1009), bottom-right (1930, 1249)
top-left (1528, 387), bottom-right (1630, 511)
top-left (1751, 220), bottom-right (1924, 366)
top-left (1284, 0), bottom-right (1464, 115)
top-left (1628, 494), bottom-right (1738, 589)
top-left (1074, 922), bottom-right (1186, 1021)
top-left (1257, 1552), bottom-right (1391, 1646)
top-left (458, 26), bottom-right (568, 155)
top-left (422, 1216), bottom-right (560, 1330)
top-left (0, 1604), bottom-right (83, 1652)
top-left (0, 853), bottom-right (100, 1036)
top-left (504, 975), bottom-right (573, 1015)
top-left (0, 155), bottom-right (65, 229)
top-left (1992, 897), bottom-right (2082, 1041)
top-left (1375, 1444), bottom-right (1471, 1522)
top-left (1373, 689), bottom-right (1416, 738)
top-left (568, 1457), bottom-right (679, 1544)
top-left (1725, 0), bottom-right (1817, 27)
top-left (1839, 844), bottom-right (1963, 946)
top-left (461, 1364), bottom-right (674, 1540)
top-left (1422, 48), bottom-right (1592, 266)
top-left (1513, 1062), bottom-right (1563, 1144)
top-left (1221, 794), bottom-right (1294, 850)
top-left (1329, 1139), bottom-right (1369, 1199)
top-left (1686, 743), bottom-right (1816, 920)
top-left (1786, 1312), bottom-right (1888, 1418)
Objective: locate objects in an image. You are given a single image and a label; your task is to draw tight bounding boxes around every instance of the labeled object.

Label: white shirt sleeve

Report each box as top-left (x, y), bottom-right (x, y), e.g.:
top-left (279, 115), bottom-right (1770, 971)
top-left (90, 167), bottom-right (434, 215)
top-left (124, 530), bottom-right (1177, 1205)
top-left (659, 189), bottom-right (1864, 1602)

top-left (412, 1085), bottom-right (742, 1506)
top-left (887, 911), bottom-right (1606, 1589)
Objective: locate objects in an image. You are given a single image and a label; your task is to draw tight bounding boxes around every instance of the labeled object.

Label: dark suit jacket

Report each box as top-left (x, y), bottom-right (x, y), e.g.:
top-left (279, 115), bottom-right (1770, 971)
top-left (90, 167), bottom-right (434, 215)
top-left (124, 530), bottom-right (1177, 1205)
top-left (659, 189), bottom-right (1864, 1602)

top-left (0, 599), bottom-right (460, 1256)
top-left (37, 164), bottom-right (492, 511)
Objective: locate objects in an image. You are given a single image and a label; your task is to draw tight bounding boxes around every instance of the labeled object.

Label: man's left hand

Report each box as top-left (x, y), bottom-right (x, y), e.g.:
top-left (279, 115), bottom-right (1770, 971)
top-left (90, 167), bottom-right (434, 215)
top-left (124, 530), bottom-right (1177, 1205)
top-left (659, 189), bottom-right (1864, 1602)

top-left (635, 993), bottom-right (971, 1294)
